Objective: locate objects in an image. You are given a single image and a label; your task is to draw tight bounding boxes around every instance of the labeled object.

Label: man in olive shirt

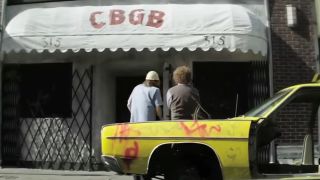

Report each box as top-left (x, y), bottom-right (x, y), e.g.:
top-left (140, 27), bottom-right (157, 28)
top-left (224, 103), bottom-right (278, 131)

top-left (166, 66), bottom-right (200, 120)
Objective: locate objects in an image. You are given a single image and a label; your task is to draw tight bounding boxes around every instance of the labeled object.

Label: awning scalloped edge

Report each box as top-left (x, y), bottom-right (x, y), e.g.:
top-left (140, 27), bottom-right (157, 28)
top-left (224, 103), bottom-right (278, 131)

top-left (3, 47), bottom-right (267, 56)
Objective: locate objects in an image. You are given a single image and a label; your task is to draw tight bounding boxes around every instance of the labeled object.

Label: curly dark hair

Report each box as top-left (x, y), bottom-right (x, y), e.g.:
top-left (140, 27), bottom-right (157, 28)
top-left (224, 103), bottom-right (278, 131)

top-left (173, 66), bottom-right (191, 84)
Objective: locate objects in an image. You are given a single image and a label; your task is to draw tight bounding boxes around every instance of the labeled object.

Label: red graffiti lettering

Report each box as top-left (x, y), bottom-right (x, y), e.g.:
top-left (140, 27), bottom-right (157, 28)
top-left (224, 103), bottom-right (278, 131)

top-left (180, 121), bottom-right (221, 137)
top-left (180, 121), bottom-right (209, 137)
top-left (209, 125), bottom-right (221, 133)
top-left (124, 141), bottom-right (139, 158)
top-left (114, 124), bottom-right (141, 142)
top-left (123, 141), bottom-right (139, 169)
top-left (113, 124), bottom-right (141, 170)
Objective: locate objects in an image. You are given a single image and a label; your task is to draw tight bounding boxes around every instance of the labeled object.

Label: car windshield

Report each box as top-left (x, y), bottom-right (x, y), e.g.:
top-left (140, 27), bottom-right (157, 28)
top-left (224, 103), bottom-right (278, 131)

top-left (244, 89), bottom-right (291, 117)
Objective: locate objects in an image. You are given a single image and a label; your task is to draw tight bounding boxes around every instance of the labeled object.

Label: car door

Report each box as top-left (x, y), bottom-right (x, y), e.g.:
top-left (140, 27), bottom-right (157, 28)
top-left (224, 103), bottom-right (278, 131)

top-left (256, 86), bottom-right (320, 177)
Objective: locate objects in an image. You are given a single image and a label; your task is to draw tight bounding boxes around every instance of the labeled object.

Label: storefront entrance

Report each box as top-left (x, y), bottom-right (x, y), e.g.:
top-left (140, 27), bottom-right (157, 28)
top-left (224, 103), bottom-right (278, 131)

top-left (116, 76), bottom-right (144, 123)
top-left (193, 62), bottom-right (251, 119)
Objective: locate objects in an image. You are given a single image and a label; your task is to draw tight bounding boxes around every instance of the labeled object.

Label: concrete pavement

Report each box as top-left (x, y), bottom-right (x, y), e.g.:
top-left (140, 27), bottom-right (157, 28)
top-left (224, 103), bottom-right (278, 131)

top-left (0, 168), bottom-right (134, 180)
top-left (0, 168), bottom-right (319, 180)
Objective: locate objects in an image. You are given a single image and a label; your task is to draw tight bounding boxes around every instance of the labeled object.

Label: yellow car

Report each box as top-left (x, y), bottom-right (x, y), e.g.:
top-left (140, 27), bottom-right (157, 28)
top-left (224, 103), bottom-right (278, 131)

top-left (101, 82), bottom-right (320, 180)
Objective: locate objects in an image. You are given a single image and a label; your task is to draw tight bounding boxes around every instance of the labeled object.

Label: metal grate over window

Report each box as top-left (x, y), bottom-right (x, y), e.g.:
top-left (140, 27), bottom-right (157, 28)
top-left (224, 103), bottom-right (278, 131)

top-left (2, 64), bottom-right (94, 170)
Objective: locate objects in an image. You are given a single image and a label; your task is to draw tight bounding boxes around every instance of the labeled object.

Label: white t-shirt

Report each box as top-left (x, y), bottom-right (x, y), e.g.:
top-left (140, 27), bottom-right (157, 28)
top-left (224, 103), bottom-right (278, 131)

top-left (127, 84), bottom-right (163, 122)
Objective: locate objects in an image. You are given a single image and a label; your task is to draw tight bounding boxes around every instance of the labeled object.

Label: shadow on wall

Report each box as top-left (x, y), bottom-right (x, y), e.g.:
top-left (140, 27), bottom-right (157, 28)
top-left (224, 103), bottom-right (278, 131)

top-left (269, 0), bottom-right (317, 146)
top-left (270, 24), bottom-right (317, 145)
top-left (294, 8), bottom-right (311, 40)
top-left (271, 31), bottom-right (318, 145)
top-left (270, 30), bottom-right (315, 91)
top-left (269, 1), bottom-right (311, 41)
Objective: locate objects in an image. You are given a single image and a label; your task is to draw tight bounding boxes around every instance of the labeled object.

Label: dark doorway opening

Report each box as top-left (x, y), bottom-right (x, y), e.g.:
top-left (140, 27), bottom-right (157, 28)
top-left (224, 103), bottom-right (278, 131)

top-left (193, 62), bottom-right (251, 119)
top-left (116, 77), bottom-right (144, 123)
top-left (116, 76), bottom-right (163, 123)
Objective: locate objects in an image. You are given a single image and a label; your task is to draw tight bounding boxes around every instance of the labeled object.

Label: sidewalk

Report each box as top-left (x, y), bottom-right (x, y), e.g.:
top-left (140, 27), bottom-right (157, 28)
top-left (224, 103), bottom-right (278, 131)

top-left (277, 145), bottom-right (320, 165)
top-left (0, 168), bottom-right (134, 180)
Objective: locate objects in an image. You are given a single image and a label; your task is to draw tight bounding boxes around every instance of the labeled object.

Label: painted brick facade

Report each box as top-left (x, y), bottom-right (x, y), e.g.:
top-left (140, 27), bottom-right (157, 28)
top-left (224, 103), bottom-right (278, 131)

top-left (269, 0), bottom-right (319, 144)
top-left (0, 0), bottom-right (318, 147)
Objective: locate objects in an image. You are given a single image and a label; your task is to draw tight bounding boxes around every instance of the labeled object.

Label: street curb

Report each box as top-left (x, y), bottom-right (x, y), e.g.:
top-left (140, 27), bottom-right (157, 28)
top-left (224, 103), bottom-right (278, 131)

top-left (0, 168), bottom-right (119, 176)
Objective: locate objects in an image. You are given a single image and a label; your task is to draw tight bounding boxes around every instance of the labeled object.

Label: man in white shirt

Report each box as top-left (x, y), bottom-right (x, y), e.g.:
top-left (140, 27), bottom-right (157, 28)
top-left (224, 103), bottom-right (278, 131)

top-left (127, 71), bottom-right (163, 122)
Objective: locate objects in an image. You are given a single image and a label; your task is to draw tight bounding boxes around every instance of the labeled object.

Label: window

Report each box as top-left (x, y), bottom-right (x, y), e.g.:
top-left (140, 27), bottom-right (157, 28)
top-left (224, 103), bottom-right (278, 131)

top-left (272, 87), bottom-right (320, 144)
top-left (19, 63), bottom-right (72, 118)
top-left (245, 89), bottom-right (290, 117)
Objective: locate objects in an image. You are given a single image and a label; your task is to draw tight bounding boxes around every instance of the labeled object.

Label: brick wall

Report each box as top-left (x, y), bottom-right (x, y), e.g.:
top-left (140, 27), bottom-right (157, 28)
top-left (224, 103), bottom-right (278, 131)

top-left (270, 0), bottom-right (318, 145)
top-left (0, 0), bottom-right (3, 34)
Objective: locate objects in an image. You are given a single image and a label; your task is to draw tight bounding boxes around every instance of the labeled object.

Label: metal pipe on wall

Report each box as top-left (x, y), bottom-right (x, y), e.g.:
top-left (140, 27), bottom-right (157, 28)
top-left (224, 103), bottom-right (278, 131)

top-left (313, 0), bottom-right (320, 155)
top-left (263, 0), bottom-right (278, 164)
top-left (0, 0), bottom-right (7, 167)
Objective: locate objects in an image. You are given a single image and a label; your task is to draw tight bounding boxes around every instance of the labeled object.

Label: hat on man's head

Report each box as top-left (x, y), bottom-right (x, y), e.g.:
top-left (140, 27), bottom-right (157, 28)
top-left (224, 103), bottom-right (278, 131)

top-left (145, 71), bottom-right (160, 81)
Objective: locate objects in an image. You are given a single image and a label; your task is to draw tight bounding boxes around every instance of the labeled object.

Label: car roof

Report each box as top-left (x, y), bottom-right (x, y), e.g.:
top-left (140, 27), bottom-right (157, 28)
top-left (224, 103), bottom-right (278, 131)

top-left (280, 83), bottom-right (320, 93)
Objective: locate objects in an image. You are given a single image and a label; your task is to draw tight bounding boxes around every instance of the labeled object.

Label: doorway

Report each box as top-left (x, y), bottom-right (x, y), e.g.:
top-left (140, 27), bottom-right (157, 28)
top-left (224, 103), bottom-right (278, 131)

top-left (193, 62), bottom-right (251, 119)
top-left (116, 76), bottom-right (144, 123)
top-left (116, 76), bottom-right (164, 122)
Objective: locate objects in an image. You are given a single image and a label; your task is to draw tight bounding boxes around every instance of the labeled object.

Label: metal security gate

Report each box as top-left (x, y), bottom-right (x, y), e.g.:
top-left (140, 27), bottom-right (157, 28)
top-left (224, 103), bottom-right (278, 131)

top-left (249, 60), bottom-right (272, 165)
top-left (249, 60), bottom-right (270, 108)
top-left (1, 64), bottom-right (94, 170)
top-left (1, 66), bottom-right (20, 166)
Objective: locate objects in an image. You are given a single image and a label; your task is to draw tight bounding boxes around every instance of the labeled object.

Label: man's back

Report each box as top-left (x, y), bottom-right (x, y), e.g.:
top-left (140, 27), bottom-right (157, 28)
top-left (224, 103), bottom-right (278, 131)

top-left (167, 84), bottom-right (200, 120)
top-left (128, 84), bottom-right (162, 122)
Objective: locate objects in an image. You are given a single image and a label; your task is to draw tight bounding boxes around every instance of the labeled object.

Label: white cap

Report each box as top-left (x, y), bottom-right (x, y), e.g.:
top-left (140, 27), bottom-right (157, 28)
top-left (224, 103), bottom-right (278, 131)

top-left (145, 71), bottom-right (160, 81)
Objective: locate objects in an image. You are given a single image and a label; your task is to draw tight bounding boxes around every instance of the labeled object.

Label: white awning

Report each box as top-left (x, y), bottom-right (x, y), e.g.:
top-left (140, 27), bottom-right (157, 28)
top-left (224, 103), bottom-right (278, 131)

top-left (3, 3), bottom-right (267, 55)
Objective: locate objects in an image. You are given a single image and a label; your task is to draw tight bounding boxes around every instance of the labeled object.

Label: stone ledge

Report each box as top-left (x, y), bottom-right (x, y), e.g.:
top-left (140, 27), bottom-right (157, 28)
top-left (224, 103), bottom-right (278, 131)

top-left (277, 145), bottom-right (320, 165)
